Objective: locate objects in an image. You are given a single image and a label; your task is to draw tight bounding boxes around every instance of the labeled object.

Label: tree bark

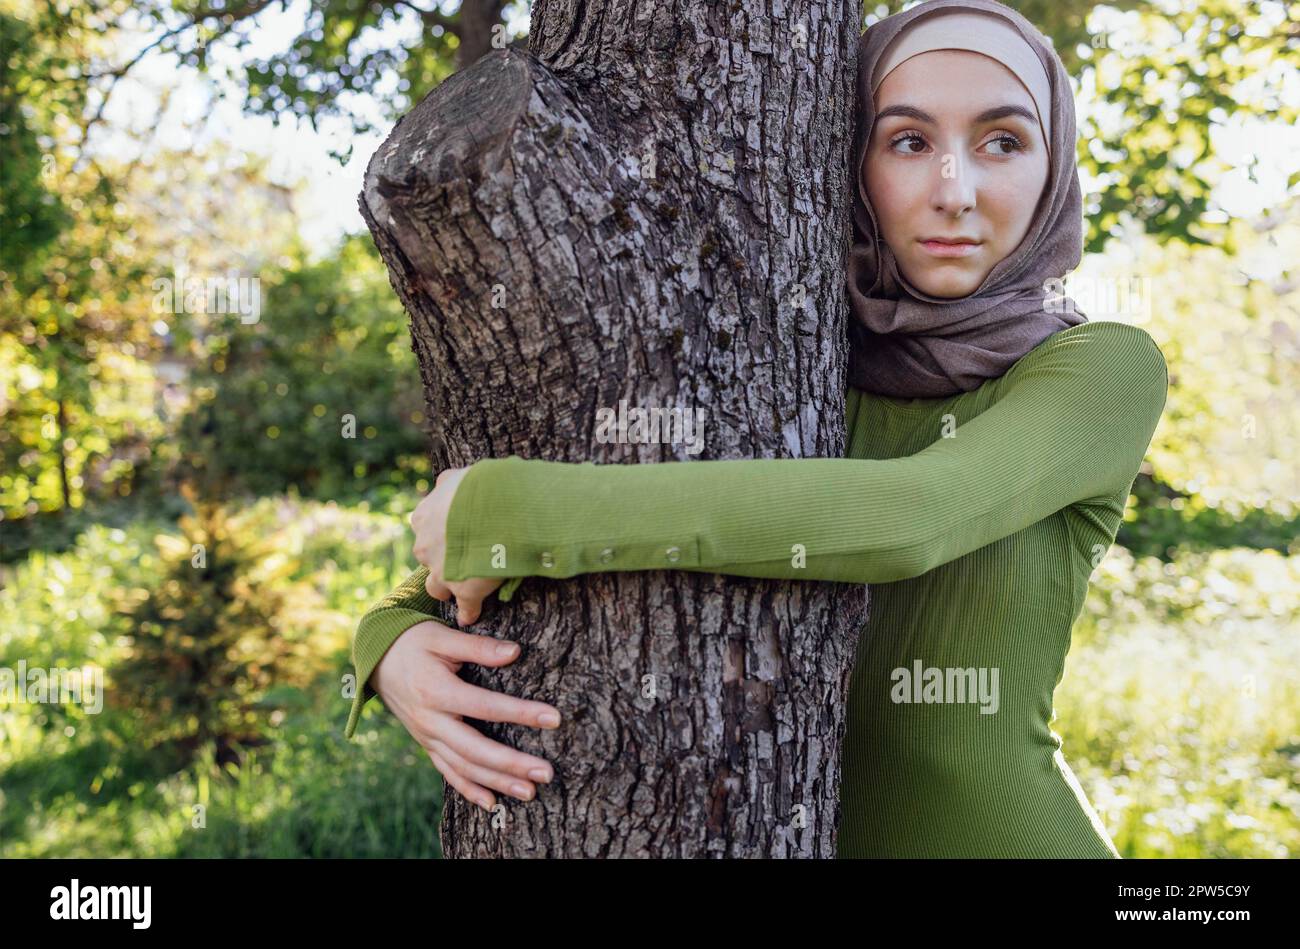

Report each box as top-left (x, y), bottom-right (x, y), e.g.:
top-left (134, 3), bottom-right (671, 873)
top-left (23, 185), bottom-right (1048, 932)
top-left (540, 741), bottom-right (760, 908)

top-left (360, 0), bottom-right (869, 857)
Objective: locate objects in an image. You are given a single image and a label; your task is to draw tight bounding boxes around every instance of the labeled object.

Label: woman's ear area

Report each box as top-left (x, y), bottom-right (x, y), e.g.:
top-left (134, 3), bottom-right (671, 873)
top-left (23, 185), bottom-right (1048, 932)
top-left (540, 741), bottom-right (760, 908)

top-left (856, 120), bottom-right (875, 206)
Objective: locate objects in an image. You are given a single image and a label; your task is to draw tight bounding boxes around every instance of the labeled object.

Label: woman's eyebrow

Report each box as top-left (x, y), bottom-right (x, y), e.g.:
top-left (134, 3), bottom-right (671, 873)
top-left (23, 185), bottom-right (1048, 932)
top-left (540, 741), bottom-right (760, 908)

top-left (971, 104), bottom-right (1038, 124)
top-left (875, 104), bottom-right (935, 123)
top-left (874, 104), bottom-right (1038, 125)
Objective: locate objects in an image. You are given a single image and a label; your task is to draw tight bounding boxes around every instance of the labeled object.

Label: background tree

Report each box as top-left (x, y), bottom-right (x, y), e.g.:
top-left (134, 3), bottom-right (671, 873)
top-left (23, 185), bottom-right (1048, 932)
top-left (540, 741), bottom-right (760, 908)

top-left (59, 1), bottom-right (1300, 249)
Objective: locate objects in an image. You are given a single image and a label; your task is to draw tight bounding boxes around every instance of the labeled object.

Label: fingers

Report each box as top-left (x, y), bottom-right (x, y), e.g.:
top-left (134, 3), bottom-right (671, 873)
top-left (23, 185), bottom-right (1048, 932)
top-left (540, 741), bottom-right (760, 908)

top-left (425, 746), bottom-right (497, 811)
top-left (429, 738), bottom-right (538, 804)
top-left (425, 571), bottom-right (452, 601)
top-left (438, 674), bottom-right (562, 730)
top-left (415, 624), bottom-right (562, 726)
top-left (455, 587), bottom-right (483, 626)
top-left (422, 622), bottom-right (523, 667)
top-left (429, 713), bottom-right (556, 786)
top-left (400, 621), bottom-right (560, 729)
top-left (450, 577), bottom-right (504, 625)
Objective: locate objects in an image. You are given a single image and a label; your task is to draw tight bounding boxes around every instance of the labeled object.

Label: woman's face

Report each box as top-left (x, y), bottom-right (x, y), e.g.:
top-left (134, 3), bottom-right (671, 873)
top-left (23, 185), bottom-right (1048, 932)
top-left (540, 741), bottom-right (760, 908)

top-left (862, 49), bottom-right (1050, 298)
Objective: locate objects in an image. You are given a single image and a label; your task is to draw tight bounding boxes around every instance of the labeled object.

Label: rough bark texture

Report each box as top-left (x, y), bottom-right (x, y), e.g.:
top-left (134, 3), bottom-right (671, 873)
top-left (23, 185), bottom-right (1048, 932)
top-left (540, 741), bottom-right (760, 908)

top-left (360, 0), bottom-right (869, 857)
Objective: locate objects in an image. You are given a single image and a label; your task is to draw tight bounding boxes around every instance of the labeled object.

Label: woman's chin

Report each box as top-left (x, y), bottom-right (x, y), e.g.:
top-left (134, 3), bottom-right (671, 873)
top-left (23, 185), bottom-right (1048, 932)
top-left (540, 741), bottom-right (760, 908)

top-left (901, 262), bottom-right (986, 299)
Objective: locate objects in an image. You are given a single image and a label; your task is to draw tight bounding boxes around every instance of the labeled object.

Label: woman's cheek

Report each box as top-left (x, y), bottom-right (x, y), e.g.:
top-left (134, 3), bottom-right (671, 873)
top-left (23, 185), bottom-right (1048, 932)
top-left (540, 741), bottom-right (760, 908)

top-left (988, 195), bottom-right (1034, 260)
top-left (987, 161), bottom-right (1048, 242)
top-left (869, 182), bottom-right (915, 248)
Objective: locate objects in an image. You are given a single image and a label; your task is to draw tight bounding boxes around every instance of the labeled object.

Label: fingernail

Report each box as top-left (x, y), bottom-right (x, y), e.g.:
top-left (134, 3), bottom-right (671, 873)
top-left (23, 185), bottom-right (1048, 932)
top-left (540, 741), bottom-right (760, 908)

top-left (529, 768), bottom-right (552, 783)
top-left (538, 710), bottom-right (560, 728)
top-left (496, 641), bottom-right (519, 657)
top-left (477, 795), bottom-right (493, 810)
top-left (510, 782), bottom-right (532, 800)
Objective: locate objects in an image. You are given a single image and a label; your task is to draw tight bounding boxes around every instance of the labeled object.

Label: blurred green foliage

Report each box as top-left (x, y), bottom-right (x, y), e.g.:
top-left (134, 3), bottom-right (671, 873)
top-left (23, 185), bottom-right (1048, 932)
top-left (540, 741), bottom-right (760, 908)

top-left (0, 12), bottom-right (71, 285)
top-left (175, 234), bottom-right (432, 503)
top-left (1060, 544), bottom-right (1300, 857)
top-left (1119, 474), bottom-right (1300, 560)
top-left (0, 492), bottom-right (444, 858)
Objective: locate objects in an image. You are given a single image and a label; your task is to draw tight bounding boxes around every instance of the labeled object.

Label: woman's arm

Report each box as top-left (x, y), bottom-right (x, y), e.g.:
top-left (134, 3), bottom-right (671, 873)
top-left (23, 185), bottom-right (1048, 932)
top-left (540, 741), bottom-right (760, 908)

top-left (346, 567), bottom-right (527, 739)
top-left (441, 321), bottom-right (1167, 588)
top-left (346, 322), bottom-right (1165, 734)
top-left (345, 565), bottom-right (444, 739)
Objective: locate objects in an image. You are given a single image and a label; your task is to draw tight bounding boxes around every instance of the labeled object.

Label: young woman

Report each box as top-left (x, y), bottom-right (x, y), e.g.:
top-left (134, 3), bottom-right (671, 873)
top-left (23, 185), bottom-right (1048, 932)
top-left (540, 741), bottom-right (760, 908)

top-left (345, 0), bottom-right (1168, 858)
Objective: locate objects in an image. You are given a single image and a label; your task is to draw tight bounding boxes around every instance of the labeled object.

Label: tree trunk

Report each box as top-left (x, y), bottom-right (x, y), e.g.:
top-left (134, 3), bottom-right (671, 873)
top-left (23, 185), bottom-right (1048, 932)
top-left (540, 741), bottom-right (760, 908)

top-left (360, 0), bottom-right (869, 857)
top-left (453, 0), bottom-right (511, 71)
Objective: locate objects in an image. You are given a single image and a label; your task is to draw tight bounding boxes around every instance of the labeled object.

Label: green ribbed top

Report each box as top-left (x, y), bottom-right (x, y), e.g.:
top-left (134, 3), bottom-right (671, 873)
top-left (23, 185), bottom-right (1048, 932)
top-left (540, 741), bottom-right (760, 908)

top-left (345, 320), bottom-right (1168, 858)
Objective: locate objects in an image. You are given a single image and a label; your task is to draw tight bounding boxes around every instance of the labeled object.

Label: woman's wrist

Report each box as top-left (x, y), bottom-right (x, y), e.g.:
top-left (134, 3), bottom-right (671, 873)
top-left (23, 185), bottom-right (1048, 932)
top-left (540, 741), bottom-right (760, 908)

top-left (371, 619), bottom-right (439, 696)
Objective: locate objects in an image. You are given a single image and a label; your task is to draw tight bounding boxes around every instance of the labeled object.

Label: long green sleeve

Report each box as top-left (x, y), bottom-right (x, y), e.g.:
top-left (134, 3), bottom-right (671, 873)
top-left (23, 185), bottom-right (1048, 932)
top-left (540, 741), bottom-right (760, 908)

top-left (441, 321), bottom-right (1167, 588)
top-left (344, 565), bottom-right (443, 739)
top-left (345, 321), bottom-right (1166, 741)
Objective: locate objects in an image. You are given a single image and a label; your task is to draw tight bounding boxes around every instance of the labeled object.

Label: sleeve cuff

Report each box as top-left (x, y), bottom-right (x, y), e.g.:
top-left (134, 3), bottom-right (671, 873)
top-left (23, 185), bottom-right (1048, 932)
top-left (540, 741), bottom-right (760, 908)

top-left (441, 455), bottom-right (704, 585)
top-left (344, 607), bottom-right (440, 739)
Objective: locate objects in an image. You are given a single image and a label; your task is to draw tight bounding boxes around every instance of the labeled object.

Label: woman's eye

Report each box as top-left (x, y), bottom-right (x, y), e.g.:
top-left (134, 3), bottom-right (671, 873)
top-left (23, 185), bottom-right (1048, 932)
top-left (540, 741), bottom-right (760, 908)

top-left (888, 133), bottom-right (928, 154)
top-left (983, 134), bottom-right (1026, 156)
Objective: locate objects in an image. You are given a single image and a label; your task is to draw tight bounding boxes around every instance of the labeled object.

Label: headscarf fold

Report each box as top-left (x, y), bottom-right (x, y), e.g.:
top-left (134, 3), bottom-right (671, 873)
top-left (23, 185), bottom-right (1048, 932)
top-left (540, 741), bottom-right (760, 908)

top-left (847, 0), bottom-right (1087, 398)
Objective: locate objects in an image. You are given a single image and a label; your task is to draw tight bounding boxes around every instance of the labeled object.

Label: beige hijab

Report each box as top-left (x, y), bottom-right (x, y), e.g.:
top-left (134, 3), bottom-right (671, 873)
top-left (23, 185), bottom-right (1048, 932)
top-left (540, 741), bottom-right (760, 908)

top-left (847, 0), bottom-right (1087, 398)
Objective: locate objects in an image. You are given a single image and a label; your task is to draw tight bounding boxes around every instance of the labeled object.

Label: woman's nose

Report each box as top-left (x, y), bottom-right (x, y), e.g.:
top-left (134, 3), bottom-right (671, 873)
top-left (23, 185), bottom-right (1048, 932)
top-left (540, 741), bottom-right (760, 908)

top-left (930, 152), bottom-right (977, 216)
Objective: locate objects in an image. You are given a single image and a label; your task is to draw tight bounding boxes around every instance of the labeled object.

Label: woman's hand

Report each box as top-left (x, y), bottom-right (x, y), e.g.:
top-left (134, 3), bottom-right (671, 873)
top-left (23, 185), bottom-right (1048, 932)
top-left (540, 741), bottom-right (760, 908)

top-left (411, 465), bottom-right (504, 626)
top-left (372, 619), bottom-right (561, 811)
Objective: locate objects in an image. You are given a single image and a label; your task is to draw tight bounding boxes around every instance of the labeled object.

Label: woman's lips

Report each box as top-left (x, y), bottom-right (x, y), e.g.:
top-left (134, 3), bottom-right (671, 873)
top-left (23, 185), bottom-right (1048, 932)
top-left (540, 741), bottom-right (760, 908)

top-left (918, 239), bottom-right (981, 258)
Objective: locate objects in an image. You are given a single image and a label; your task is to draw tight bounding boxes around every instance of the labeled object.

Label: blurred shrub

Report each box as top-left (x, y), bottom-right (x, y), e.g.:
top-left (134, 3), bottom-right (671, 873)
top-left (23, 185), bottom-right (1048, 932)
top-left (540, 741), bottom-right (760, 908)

top-left (108, 485), bottom-right (343, 762)
top-left (1, 492), bottom-right (441, 858)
